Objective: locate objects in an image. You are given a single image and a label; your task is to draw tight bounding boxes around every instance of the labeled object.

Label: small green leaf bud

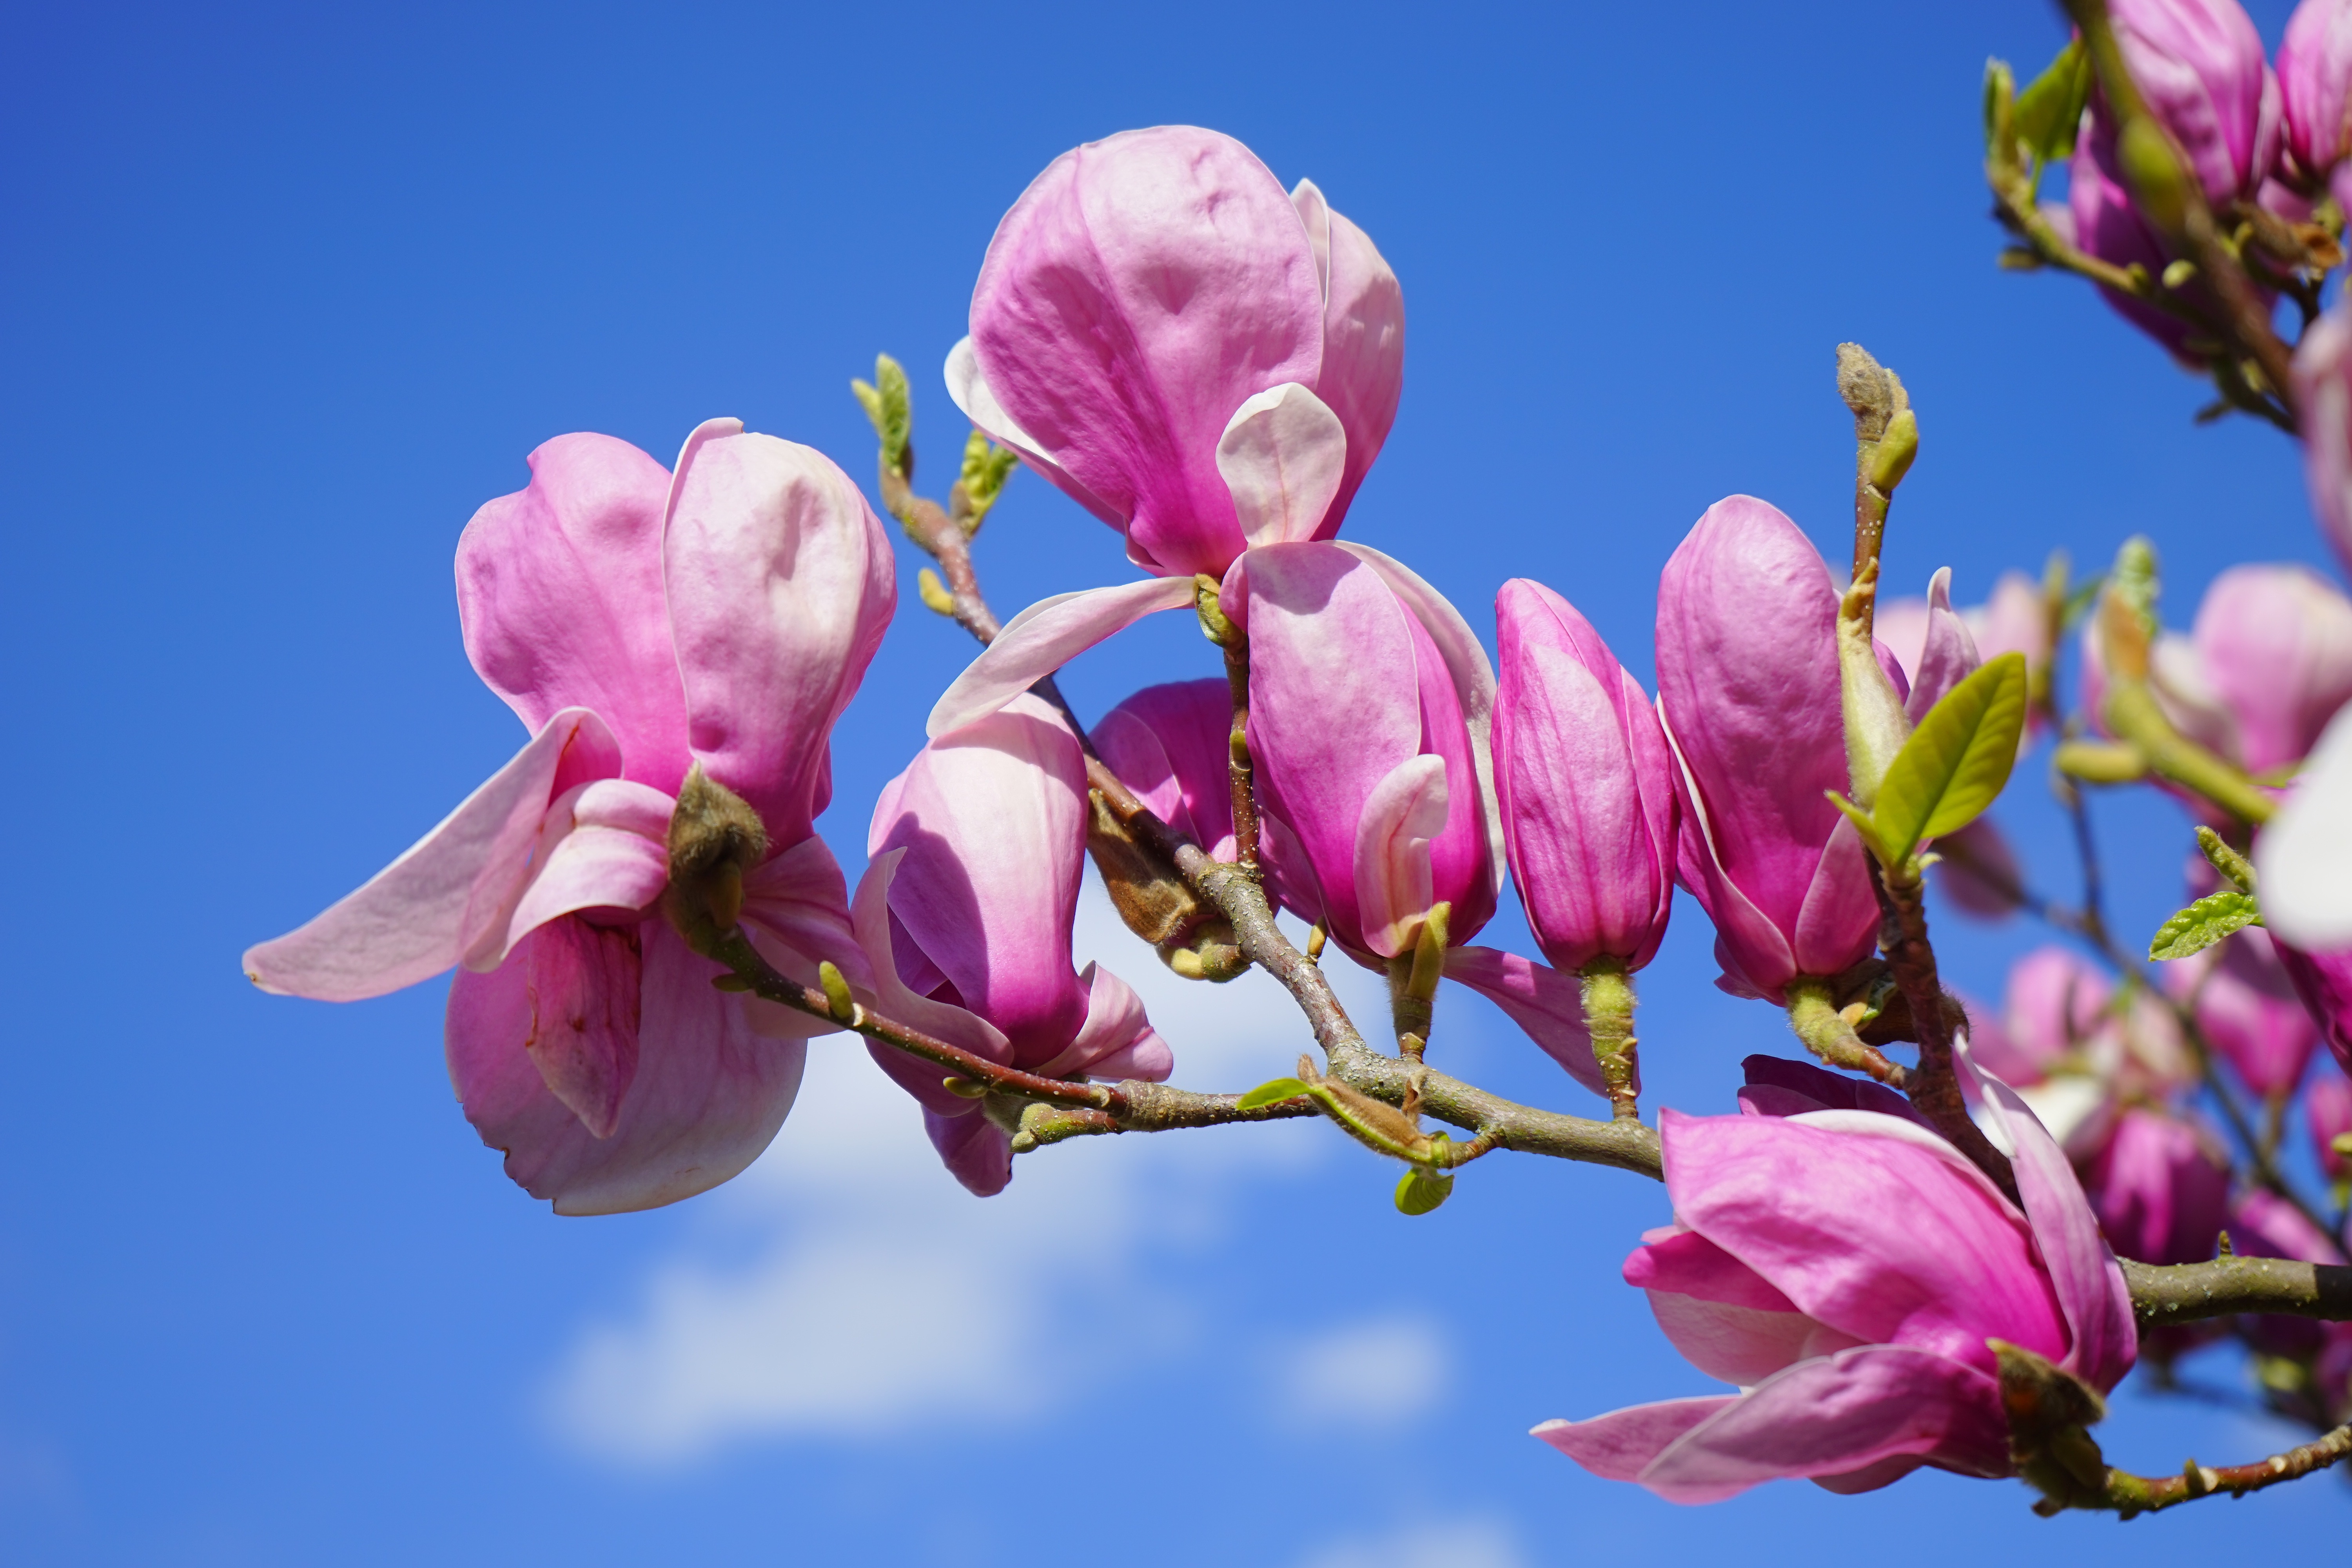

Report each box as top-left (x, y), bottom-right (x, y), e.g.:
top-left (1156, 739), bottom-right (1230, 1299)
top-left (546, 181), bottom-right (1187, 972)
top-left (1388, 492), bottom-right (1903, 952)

top-left (917, 567), bottom-right (957, 617)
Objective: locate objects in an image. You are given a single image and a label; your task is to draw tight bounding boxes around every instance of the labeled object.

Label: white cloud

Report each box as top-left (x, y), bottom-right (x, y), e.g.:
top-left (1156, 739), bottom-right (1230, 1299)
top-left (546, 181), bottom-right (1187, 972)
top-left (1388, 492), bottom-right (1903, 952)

top-left (1297, 1516), bottom-right (1528, 1568)
top-left (1269, 1314), bottom-right (1453, 1432)
top-left (543, 875), bottom-right (1395, 1466)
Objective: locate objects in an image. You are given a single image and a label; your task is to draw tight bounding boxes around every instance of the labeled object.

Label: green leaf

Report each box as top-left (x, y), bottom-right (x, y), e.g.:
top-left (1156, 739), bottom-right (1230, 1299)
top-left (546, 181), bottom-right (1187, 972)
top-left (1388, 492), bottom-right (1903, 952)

top-left (1871, 652), bottom-right (2030, 868)
top-left (2148, 890), bottom-right (2263, 961)
top-left (2012, 38), bottom-right (2091, 163)
top-left (1394, 1166), bottom-right (1454, 1216)
top-left (1826, 790), bottom-right (1892, 867)
top-left (1237, 1077), bottom-right (1310, 1111)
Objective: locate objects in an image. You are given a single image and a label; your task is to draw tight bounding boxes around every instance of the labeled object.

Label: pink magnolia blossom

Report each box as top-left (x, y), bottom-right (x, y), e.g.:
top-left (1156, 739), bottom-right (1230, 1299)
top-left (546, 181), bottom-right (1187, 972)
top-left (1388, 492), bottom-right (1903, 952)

top-left (2186, 564), bottom-right (2352, 775)
top-left (1490, 579), bottom-right (1676, 974)
top-left (860, 695), bottom-right (1172, 1196)
top-left (2083, 1107), bottom-right (2232, 1265)
top-left (945, 126), bottom-right (1402, 581)
top-left (2281, 0), bottom-right (2352, 195)
top-left (244, 421), bottom-right (895, 1213)
top-left (2272, 936), bottom-right (2352, 1078)
top-left (1535, 1053), bottom-right (2135, 1502)
top-left (2166, 928), bottom-right (2321, 1097)
top-left (2106, 0), bottom-right (2282, 204)
top-left (1094, 679), bottom-right (1271, 868)
top-left (1652, 496), bottom-right (1880, 1003)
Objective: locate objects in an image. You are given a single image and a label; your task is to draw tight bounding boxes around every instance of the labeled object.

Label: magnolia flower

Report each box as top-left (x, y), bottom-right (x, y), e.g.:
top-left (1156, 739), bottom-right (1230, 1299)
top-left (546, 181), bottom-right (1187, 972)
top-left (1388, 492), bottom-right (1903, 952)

top-left (1094, 681), bottom-right (1251, 863)
top-left (1535, 1054), bottom-right (2135, 1502)
top-left (2280, 0), bottom-right (2352, 195)
top-left (946, 125), bottom-right (1402, 581)
top-left (1653, 497), bottom-right (1883, 1002)
top-left (244, 421), bottom-right (895, 1213)
top-left (859, 695), bottom-right (1171, 1196)
top-left (2294, 304), bottom-right (2352, 577)
top-left (2254, 704), bottom-right (2352, 1030)
top-left (1877, 568), bottom-right (2049, 728)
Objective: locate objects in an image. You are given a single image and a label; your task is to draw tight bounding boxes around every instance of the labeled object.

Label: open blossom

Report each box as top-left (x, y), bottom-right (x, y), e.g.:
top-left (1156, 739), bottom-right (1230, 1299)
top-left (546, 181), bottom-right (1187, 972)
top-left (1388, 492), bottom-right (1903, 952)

top-left (1535, 1054), bottom-right (2135, 1502)
top-left (244, 421), bottom-right (895, 1213)
top-left (946, 125), bottom-right (1402, 581)
top-left (1653, 497), bottom-right (1880, 1002)
top-left (2281, 0), bottom-right (2352, 195)
top-left (860, 695), bottom-right (1171, 1196)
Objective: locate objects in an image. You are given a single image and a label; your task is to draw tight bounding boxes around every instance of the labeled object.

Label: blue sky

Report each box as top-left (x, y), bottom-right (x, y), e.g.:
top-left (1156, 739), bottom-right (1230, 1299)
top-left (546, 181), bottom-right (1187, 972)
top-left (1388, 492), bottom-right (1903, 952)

top-left (2, 0), bottom-right (2346, 1562)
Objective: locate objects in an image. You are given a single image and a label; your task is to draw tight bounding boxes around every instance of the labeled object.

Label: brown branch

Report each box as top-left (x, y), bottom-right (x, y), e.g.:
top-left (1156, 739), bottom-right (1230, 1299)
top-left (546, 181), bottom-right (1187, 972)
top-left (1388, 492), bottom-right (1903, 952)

top-left (2123, 1255), bottom-right (2352, 1327)
top-left (2089, 1423), bottom-right (2351, 1516)
top-left (1875, 873), bottom-right (2023, 1204)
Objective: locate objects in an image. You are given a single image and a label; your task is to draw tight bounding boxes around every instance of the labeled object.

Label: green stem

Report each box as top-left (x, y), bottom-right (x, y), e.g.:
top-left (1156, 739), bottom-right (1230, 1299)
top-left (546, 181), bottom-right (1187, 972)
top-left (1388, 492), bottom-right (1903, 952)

top-left (1579, 957), bottom-right (1640, 1122)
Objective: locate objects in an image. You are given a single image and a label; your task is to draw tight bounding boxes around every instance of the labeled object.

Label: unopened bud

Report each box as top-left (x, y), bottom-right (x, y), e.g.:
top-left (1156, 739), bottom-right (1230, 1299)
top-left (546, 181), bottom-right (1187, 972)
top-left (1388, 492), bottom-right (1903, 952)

top-left (1867, 409), bottom-right (1918, 493)
top-left (2160, 258), bottom-right (2197, 289)
top-left (1085, 790), bottom-right (1229, 964)
top-left (917, 568), bottom-right (956, 617)
top-left (818, 960), bottom-right (858, 1023)
top-left (1194, 573), bottom-right (1240, 645)
top-left (1406, 902), bottom-right (1451, 1002)
top-left (941, 1076), bottom-right (988, 1099)
top-left (663, 764), bottom-right (768, 956)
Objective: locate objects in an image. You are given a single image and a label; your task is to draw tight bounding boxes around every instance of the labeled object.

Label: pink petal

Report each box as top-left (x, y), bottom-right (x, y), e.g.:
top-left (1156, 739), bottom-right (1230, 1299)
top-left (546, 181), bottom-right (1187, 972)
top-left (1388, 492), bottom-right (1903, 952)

top-left (519, 914), bottom-right (643, 1138)
top-left (445, 918), bottom-right (804, 1215)
top-left (1216, 382), bottom-right (1347, 549)
top-left (1351, 753), bottom-right (1448, 957)
top-left (454, 434), bottom-right (693, 791)
top-left (1959, 1044), bottom-right (2139, 1392)
top-left (1903, 567), bottom-right (1984, 722)
top-left (478, 778), bottom-right (675, 969)
top-left (1334, 542), bottom-right (1504, 886)
top-left (1634, 1345), bottom-right (2009, 1503)
top-left (875, 697), bottom-right (1092, 1063)
top-left (661, 423), bottom-right (896, 845)
top-left (941, 337), bottom-right (1123, 528)
top-left (927, 577), bottom-right (1197, 738)
top-left (1788, 816), bottom-right (1882, 978)
top-left (1093, 679), bottom-right (1236, 854)
top-left (1655, 697), bottom-right (1798, 1000)
top-left (926, 1105), bottom-right (1014, 1198)
top-left (738, 833), bottom-right (871, 1042)
top-left (1645, 1291), bottom-right (1866, 1388)
top-left (1290, 179), bottom-right (1403, 531)
top-left (1532, 1398), bottom-right (1737, 1483)
top-left (969, 126), bottom-right (1326, 580)
top-left (1627, 1224), bottom-right (1802, 1312)
top-left (852, 849), bottom-right (1013, 1115)
top-left (1441, 945), bottom-right (1610, 1099)
top-left (244, 709), bottom-right (621, 1002)
top-left (1661, 1109), bottom-right (2069, 1375)
top-left (1030, 961), bottom-right (1168, 1081)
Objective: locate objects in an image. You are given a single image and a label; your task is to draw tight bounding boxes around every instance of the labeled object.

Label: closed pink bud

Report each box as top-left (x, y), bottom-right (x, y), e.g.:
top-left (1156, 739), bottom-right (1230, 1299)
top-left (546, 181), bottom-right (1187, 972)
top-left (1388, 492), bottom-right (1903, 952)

top-left (1492, 579), bottom-right (1675, 972)
top-left (2281, 0), bottom-right (2352, 186)
top-left (861, 695), bottom-right (1171, 1196)
top-left (1094, 680), bottom-right (1245, 862)
top-left (2084, 1107), bottom-right (2232, 1265)
top-left (2167, 929), bottom-right (2321, 1097)
top-left (2069, 124), bottom-right (2272, 365)
top-left (2107, 0), bottom-right (2282, 203)
top-left (1240, 541), bottom-right (1499, 964)
top-left (1535, 1062), bottom-right (2135, 1502)
top-left (1653, 496), bottom-right (1878, 1002)
top-left (948, 127), bottom-right (1401, 580)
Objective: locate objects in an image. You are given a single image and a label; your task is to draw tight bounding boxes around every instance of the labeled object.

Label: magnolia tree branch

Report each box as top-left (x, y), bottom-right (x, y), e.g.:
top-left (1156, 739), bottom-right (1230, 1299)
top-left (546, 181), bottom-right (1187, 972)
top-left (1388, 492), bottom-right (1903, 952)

top-left (2087, 1422), bottom-right (2352, 1516)
top-left (2122, 1256), bottom-right (2352, 1327)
